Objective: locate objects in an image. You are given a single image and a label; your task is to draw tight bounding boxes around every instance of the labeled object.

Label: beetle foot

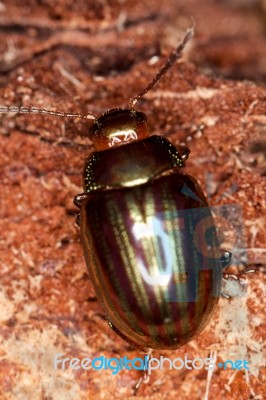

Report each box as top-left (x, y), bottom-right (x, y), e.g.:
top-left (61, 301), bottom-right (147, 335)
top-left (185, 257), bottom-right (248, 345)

top-left (223, 273), bottom-right (238, 280)
top-left (223, 267), bottom-right (256, 281)
top-left (73, 192), bottom-right (90, 208)
top-left (133, 372), bottom-right (150, 396)
top-left (133, 349), bottom-right (151, 395)
top-left (220, 249), bottom-right (232, 268)
top-left (240, 267), bottom-right (256, 275)
top-left (221, 292), bottom-right (231, 299)
top-left (222, 267), bottom-right (256, 299)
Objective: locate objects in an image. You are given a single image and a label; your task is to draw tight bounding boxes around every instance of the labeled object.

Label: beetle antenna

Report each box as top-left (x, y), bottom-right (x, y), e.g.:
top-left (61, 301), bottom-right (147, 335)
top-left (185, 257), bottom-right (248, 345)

top-left (128, 26), bottom-right (194, 108)
top-left (0, 106), bottom-right (97, 120)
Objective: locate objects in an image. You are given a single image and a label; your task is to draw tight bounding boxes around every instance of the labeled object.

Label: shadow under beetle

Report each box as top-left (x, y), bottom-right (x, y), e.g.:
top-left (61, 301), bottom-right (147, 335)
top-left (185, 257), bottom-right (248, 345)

top-left (0, 28), bottom-right (232, 350)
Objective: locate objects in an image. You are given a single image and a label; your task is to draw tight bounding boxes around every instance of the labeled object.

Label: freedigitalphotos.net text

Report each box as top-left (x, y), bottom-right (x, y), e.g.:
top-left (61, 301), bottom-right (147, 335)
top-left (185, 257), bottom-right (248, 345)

top-left (54, 354), bottom-right (249, 375)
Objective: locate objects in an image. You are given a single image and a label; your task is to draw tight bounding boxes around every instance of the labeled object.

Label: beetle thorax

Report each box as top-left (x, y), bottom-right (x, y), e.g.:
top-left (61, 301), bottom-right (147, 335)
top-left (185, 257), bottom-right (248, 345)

top-left (89, 108), bottom-right (149, 151)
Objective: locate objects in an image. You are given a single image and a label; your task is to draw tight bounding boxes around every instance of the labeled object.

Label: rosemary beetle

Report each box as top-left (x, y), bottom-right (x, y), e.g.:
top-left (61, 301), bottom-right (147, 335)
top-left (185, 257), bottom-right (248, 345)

top-left (0, 28), bottom-right (232, 350)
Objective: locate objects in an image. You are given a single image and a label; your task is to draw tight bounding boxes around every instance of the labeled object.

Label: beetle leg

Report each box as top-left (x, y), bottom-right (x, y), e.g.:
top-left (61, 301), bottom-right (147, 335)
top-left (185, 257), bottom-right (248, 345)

top-left (228, 268), bottom-right (256, 282)
top-left (221, 267), bottom-right (256, 299)
top-left (133, 350), bottom-right (152, 395)
top-left (221, 292), bottom-right (231, 299)
top-left (223, 267), bottom-right (256, 281)
top-left (73, 192), bottom-right (90, 208)
top-left (134, 371), bottom-right (150, 395)
top-left (240, 267), bottom-right (256, 276)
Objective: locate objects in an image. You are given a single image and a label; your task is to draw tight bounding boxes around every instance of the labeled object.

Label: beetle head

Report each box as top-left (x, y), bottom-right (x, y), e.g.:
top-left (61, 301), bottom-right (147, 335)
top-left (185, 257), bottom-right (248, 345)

top-left (89, 108), bottom-right (149, 151)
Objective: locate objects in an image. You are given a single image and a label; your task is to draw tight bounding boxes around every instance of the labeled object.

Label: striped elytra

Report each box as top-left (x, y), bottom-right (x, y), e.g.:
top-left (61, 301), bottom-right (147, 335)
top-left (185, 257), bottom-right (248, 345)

top-left (77, 108), bottom-right (224, 350)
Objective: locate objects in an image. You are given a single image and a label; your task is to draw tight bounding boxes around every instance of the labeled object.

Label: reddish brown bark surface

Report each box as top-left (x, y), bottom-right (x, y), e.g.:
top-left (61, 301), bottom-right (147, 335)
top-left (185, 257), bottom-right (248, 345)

top-left (0, 1), bottom-right (265, 399)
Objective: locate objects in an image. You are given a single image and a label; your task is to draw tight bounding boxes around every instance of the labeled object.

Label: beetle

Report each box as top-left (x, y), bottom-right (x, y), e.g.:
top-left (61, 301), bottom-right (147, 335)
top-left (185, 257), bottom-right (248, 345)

top-left (0, 28), bottom-right (232, 350)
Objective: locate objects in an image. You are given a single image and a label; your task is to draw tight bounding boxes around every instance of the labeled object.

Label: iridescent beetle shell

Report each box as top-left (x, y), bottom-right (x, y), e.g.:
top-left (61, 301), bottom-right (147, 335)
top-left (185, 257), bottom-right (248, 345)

top-left (77, 109), bottom-right (224, 350)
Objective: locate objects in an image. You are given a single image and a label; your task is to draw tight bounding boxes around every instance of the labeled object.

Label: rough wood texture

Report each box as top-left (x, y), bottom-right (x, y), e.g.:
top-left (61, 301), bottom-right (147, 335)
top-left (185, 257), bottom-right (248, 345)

top-left (0, 1), bottom-right (265, 399)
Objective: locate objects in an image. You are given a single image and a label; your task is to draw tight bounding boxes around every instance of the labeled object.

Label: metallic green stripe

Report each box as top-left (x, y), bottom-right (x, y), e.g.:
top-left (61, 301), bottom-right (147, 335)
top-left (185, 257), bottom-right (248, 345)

top-left (110, 196), bottom-right (160, 343)
top-left (163, 196), bottom-right (190, 341)
top-left (83, 207), bottom-right (143, 339)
